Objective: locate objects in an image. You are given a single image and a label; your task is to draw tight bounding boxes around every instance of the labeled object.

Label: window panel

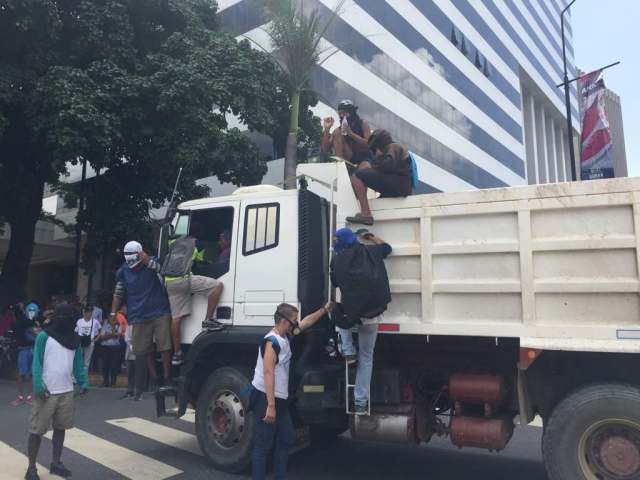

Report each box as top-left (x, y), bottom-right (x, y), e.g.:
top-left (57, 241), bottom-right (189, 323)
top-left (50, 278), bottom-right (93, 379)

top-left (243, 203), bottom-right (280, 256)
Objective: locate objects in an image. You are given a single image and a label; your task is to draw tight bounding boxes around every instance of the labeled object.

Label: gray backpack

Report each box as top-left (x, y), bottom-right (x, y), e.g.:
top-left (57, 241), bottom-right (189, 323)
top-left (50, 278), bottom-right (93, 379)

top-left (160, 236), bottom-right (196, 277)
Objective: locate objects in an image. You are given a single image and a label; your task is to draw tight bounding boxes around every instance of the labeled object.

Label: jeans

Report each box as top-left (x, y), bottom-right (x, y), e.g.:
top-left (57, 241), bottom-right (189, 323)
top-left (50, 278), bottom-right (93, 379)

top-left (82, 342), bottom-right (95, 372)
top-left (252, 391), bottom-right (294, 480)
top-left (339, 322), bottom-right (379, 407)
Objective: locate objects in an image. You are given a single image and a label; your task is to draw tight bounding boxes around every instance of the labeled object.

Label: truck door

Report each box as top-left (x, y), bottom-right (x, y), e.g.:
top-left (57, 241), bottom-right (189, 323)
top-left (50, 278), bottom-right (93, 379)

top-left (234, 193), bottom-right (299, 326)
top-left (175, 201), bottom-right (240, 344)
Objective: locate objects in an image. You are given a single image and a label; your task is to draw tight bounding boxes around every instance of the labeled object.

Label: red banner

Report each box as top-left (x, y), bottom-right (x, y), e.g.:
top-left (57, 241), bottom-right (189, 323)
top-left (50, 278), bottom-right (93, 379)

top-left (579, 70), bottom-right (613, 179)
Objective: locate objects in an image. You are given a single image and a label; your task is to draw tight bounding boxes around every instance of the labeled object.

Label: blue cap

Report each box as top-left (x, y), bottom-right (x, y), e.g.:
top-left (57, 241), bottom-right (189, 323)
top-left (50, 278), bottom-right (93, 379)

top-left (335, 228), bottom-right (356, 252)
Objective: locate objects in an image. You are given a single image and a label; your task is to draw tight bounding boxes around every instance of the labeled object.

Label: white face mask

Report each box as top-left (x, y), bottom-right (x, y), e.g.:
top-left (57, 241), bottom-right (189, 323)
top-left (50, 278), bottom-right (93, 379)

top-left (27, 311), bottom-right (36, 320)
top-left (124, 253), bottom-right (140, 268)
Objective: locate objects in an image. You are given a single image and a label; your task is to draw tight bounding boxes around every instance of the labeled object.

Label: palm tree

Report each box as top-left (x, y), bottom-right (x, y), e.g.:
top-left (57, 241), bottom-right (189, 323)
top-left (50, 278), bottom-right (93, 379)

top-left (254, 0), bottom-right (345, 189)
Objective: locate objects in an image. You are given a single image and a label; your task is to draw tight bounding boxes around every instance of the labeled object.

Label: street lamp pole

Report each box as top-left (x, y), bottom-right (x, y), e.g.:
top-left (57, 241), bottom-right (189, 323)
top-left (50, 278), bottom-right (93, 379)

top-left (561, 0), bottom-right (577, 181)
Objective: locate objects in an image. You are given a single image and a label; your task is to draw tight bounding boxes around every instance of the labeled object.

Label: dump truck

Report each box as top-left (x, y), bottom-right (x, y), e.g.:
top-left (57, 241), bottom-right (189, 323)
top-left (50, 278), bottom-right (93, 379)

top-left (156, 162), bottom-right (640, 480)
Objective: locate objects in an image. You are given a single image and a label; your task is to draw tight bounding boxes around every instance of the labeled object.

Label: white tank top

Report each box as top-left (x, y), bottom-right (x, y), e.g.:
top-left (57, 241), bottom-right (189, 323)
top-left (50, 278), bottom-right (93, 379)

top-left (251, 331), bottom-right (291, 400)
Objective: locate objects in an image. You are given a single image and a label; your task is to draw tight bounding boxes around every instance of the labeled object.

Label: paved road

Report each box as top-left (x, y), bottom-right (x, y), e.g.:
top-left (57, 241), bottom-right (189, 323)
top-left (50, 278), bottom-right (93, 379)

top-left (0, 379), bottom-right (548, 479)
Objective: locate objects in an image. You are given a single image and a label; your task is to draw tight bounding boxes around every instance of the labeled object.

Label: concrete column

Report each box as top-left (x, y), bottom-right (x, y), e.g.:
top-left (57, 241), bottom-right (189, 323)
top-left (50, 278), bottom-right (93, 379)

top-left (556, 126), bottom-right (567, 182)
top-left (523, 95), bottom-right (539, 185)
top-left (546, 118), bottom-right (558, 183)
top-left (535, 104), bottom-right (548, 183)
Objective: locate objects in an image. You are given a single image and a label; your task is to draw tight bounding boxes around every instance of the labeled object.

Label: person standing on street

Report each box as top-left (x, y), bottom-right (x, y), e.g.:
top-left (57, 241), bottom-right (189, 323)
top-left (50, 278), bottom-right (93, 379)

top-left (111, 240), bottom-right (173, 389)
top-left (97, 313), bottom-right (124, 387)
top-left (74, 305), bottom-right (100, 373)
top-left (251, 302), bottom-right (332, 480)
top-left (25, 303), bottom-right (89, 480)
top-left (12, 303), bottom-right (39, 406)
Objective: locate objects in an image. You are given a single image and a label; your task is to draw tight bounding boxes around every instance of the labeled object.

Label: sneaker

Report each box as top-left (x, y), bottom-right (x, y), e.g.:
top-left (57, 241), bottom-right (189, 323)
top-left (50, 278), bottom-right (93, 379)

top-left (50, 461), bottom-right (72, 477)
top-left (132, 393), bottom-right (143, 401)
top-left (344, 354), bottom-right (358, 365)
top-left (346, 213), bottom-right (374, 226)
top-left (24, 467), bottom-right (40, 480)
top-left (120, 392), bottom-right (134, 400)
top-left (202, 319), bottom-right (225, 331)
top-left (171, 352), bottom-right (184, 366)
top-left (11, 395), bottom-right (25, 406)
top-left (25, 395), bottom-right (34, 405)
top-left (354, 403), bottom-right (369, 415)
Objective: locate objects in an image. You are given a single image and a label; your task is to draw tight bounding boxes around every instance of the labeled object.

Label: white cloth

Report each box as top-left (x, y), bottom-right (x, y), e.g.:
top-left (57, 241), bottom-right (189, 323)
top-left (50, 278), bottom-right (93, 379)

top-left (75, 318), bottom-right (100, 339)
top-left (124, 324), bottom-right (135, 361)
top-left (42, 337), bottom-right (76, 395)
top-left (252, 331), bottom-right (291, 400)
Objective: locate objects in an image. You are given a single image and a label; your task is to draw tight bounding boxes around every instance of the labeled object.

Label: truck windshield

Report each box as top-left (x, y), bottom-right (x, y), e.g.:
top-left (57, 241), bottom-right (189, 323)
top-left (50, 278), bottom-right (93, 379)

top-left (174, 213), bottom-right (190, 236)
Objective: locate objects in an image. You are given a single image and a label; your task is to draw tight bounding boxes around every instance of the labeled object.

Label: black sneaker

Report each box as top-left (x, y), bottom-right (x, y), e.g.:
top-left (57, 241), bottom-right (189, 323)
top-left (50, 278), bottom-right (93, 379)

top-left (353, 403), bottom-right (369, 415)
top-left (24, 467), bottom-right (40, 480)
top-left (50, 461), bottom-right (72, 477)
top-left (202, 319), bottom-right (225, 331)
top-left (171, 352), bottom-right (184, 366)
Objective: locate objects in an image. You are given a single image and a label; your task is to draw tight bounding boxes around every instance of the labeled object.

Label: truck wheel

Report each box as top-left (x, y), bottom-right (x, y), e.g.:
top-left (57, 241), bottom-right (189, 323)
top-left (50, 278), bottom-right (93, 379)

top-left (195, 367), bottom-right (254, 473)
top-left (542, 383), bottom-right (640, 480)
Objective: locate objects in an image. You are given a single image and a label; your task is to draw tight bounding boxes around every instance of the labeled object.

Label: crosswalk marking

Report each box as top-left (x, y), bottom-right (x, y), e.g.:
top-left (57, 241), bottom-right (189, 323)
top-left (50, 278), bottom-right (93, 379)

top-left (0, 441), bottom-right (63, 480)
top-left (44, 428), bottom-right (182, 480)
top-left (107, 417), bottom-right (201, 457)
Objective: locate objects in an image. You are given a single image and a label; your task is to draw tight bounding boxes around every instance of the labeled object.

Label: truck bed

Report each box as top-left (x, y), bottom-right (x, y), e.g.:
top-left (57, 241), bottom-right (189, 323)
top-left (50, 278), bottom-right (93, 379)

top-left (360, 176), bottom-right (640, 353)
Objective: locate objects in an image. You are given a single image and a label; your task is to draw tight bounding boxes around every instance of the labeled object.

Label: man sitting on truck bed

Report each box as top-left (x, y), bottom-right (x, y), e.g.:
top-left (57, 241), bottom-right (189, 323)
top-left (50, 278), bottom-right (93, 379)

top-left (346, 129), bottom-right (412, 226)
top-left (331, 228), bottom-right (392, 414)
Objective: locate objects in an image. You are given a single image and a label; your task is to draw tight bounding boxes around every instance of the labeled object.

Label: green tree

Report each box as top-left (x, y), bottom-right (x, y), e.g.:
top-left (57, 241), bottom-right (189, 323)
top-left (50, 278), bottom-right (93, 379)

top-left (0, 0), bottom-right (316, 309)
top-left (256, 0), bottom-right (343, 188)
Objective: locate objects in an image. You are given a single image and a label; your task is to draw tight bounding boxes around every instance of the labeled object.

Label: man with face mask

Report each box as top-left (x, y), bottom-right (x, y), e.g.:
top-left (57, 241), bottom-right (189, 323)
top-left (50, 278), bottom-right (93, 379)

top-left (110, 241), bottom-right (172, 389)
top-left (321, 99), bottom-right (372, 169)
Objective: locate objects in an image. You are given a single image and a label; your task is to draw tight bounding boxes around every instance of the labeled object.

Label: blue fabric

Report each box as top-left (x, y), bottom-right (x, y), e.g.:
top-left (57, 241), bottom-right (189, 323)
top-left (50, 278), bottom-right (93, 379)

top-left (334, 228), bottom-right (356, 252)
top-left (408, 151), bottom-right (419, 190)
top-left (252, 391), bottom-right (294, 480)
top-left (17, 347), bottom-right (33, 376)
top-left (115, 262), bottom-right (170, 325)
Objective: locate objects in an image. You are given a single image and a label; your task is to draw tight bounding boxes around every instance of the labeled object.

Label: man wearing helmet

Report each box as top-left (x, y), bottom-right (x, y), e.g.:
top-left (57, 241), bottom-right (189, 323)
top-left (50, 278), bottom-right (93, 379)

top-left (321, 99), bottom-right (372, 169)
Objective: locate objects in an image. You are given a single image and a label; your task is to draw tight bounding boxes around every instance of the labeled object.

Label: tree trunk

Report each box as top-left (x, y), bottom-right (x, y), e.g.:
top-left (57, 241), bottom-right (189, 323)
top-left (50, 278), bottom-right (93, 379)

top-left (0, 180), bottom-right (44, 310)
top-left (284, 91), bottom-right (300, 190)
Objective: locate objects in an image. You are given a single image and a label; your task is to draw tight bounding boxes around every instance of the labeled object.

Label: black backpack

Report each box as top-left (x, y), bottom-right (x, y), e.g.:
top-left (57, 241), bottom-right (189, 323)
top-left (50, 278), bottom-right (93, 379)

top-left (330, 242), bottom-right (392, 325)
top-left (160, 236), bottom-right (197, 277)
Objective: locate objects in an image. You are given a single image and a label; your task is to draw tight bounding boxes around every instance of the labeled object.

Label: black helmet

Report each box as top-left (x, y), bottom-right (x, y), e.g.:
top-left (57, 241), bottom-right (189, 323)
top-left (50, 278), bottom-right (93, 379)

top-left (337, 99), bottom-right (356, 114)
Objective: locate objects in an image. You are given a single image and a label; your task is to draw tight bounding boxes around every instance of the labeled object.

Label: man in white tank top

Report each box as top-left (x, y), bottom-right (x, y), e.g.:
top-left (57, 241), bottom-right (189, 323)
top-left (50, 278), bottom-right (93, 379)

top-left (251, 301), bottom-right (332, 480)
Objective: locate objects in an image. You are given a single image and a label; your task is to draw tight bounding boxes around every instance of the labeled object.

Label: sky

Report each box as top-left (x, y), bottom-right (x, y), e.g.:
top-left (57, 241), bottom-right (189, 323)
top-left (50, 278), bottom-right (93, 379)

top-left (572, 0), bottom-right (640, 176)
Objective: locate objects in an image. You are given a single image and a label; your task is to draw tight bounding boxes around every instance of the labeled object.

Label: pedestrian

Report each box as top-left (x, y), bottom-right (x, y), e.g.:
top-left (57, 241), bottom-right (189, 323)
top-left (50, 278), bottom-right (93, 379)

top-left (346, 129), bottom-right (413, 226)
top-left (120, 322), bottom-right (137, 399)
top-left (110, 240), bottom-right (173, 390)
top-left (164, 221), bottom-right (224, 367)
top-left (74, 305), bottom-right (100, 373)
top-left (251, 301), bottom-right (332, 480)
top-left (330, 228), bottom-right (393, 414)
top-left (11, 302), bottom-right (39, 406)
top-left (97, 313), bottom-right (124, 387)
top-left (25, 303), bottom-right (89, 480)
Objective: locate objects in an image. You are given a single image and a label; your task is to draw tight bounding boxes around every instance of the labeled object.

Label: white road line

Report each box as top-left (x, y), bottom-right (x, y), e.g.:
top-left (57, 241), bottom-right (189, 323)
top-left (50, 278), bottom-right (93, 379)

top-left (0, 441), bottom-right (63, 480)
top-left (44, 428), bottom-right (182, 480)
top-left (107, 417), bottom-right (201, 456)
top-left (181, 411), bottom-right (195, 424)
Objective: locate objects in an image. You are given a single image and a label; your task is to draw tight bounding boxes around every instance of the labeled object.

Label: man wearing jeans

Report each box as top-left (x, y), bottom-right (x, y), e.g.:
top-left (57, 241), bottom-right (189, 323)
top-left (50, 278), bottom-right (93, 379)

top-left (331, 228), bottom-right (392, 414)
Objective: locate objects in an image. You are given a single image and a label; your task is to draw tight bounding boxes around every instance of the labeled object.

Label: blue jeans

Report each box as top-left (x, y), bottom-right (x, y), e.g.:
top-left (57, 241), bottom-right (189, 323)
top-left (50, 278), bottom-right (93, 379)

top-left (339, 322), bottom-right (378, 407)
top-left (17, 347), bottom-right (33, 376)
top-left (252, 391), bottom-right (294, 480)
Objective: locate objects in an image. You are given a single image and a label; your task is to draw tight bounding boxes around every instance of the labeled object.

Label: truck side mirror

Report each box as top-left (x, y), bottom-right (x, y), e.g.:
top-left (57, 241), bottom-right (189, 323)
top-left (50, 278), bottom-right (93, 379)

top-left (157, 223), bottom-right (174, 264)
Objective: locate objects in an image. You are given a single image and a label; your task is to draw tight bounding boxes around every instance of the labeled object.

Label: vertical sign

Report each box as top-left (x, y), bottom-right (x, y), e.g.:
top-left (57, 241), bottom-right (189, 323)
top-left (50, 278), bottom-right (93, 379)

top-left (579, 70), bottom-right (613, 180)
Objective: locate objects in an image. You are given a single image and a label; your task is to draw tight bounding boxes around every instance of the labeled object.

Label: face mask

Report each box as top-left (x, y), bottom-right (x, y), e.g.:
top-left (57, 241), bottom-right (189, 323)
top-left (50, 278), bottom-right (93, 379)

top-left (125, 253), bottom-right (140, 268)
top-left (27, 311), bottom-right (36, 320)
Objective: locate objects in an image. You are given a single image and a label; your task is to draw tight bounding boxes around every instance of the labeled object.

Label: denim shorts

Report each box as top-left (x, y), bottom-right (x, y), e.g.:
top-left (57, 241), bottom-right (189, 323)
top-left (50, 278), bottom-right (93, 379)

top-left (17, 347), bottom-right (33, 376)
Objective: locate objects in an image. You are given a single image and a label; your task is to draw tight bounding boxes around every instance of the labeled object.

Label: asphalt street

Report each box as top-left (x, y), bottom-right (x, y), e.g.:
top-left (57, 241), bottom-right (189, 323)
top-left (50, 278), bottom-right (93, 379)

top-left (0, 379), bottom-right (548, 479)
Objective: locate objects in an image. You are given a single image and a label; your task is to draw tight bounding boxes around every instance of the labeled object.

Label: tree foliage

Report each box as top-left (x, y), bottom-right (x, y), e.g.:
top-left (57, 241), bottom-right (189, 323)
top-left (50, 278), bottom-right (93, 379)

top-left (0, 0), bottom-right (319, 308)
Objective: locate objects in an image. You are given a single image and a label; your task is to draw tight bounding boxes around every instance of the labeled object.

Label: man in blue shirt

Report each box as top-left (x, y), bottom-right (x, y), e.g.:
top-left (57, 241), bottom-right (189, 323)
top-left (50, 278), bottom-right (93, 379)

top-left (110, 240), bottom-right (172, 389)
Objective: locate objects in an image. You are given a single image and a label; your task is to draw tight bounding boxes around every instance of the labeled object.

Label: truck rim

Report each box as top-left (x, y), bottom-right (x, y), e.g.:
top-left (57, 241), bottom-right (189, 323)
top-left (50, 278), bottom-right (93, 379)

top-left (207, 389), bottom-right (245, 449)
top-left (578, 418), bottom-right (640, 479)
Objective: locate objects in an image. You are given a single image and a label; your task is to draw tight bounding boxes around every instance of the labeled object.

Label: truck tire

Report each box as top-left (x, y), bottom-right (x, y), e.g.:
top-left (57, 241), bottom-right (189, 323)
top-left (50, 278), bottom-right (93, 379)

top-left (195, 367), bottom-right (254, 473)
top-left (542, 383), bottom-right (640, 480)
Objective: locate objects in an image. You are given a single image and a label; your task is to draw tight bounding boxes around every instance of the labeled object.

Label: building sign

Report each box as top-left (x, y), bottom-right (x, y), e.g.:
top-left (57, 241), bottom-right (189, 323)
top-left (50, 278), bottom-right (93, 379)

top-left (579, 70), bottom-right (613, 180)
